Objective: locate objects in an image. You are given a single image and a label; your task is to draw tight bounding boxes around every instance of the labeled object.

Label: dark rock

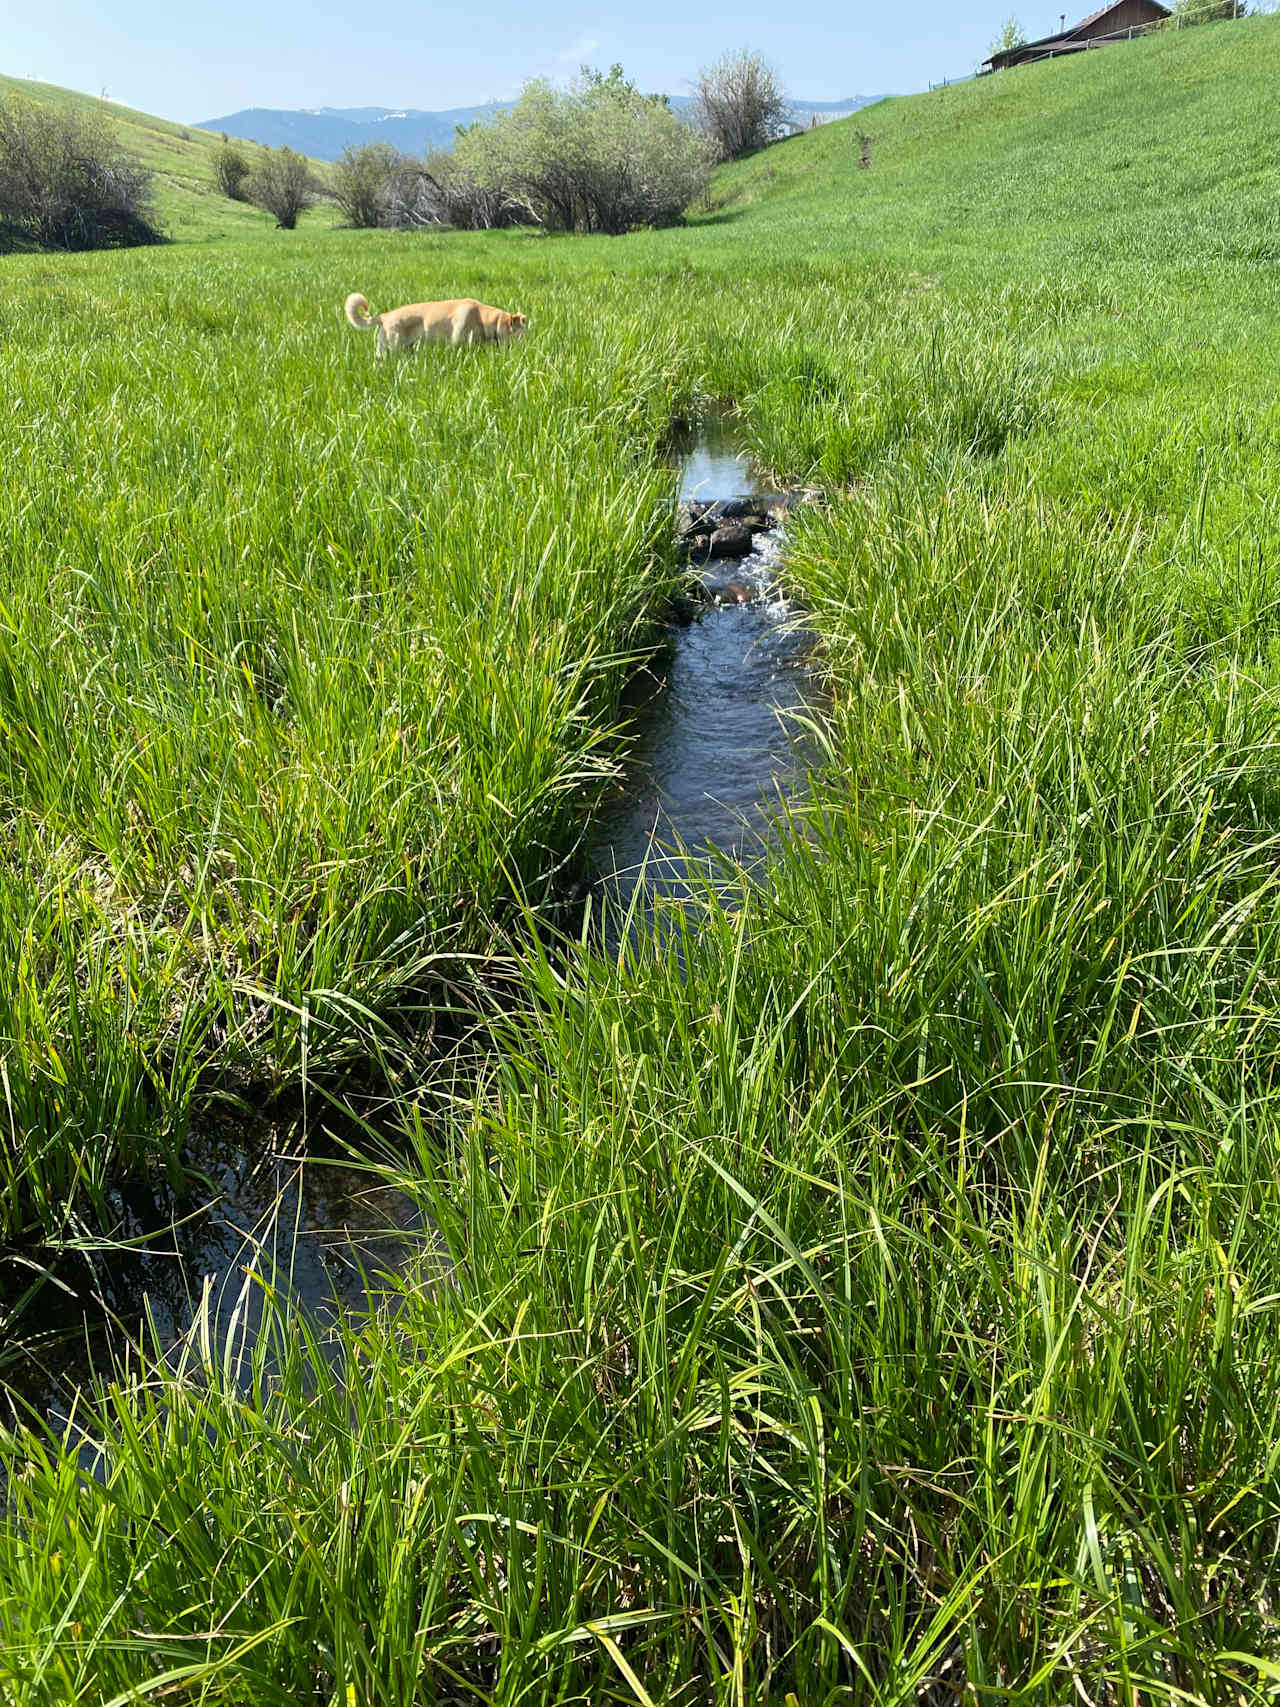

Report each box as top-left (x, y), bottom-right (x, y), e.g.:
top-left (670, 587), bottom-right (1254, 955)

top-left (711, 581), bottom-right (755, 606)
top-left (709, 523), bottom-right (755, 558)
top-left (674, 500), bottom-right (711, 539)
top-left (716, 496), bottom-right (766, 521)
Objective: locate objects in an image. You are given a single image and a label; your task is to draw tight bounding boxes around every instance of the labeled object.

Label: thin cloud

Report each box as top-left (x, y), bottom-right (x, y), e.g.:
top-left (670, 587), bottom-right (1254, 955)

top-left (557, 35), bottom-right (601, 63)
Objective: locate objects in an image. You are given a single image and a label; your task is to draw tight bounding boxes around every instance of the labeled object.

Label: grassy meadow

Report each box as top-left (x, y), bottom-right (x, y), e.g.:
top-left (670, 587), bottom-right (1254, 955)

top-left (4, 13), bottom-right (1280, 1700)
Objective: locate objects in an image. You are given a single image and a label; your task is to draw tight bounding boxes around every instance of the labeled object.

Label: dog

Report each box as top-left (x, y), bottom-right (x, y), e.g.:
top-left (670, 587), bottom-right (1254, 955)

top-left (344, 292), bottom-right (527, 358)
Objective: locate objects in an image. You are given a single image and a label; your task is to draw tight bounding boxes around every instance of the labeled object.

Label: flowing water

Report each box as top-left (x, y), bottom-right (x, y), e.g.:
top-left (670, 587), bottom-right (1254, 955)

top-left (590, 415), bottom-right (818, 908)
top-left (1, 413), bottom-right (820, 1429)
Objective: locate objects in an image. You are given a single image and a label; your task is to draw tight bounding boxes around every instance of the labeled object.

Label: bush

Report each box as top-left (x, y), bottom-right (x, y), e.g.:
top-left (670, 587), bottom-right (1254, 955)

top-left (408, 147), bottom-right (515, 229)
top-left (1167, 0), bottom-right (1245, 22)
top-left (333, 141), bottom-right (399, 227)
top-left (328, 142), bottom-right (516, 231)
top-left (690, 50), bottom-right (790, 163)
top-left (245, 145), bottom-right (318, 229)
top-left (213, 136), bottom-right (252, 201)
top-left (455, 65), bottom-right (709, 235)
top-left (0, 99), bottom-right (159, 251)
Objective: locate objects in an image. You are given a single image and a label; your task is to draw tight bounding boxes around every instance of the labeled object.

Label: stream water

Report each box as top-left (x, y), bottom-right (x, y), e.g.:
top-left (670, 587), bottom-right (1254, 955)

top-left (1, 1116), bottom-right (425, 1430)
top-left (590, 415), bottom-right (816, 908)
top-left (2, 414), bottom-right (819, 1430)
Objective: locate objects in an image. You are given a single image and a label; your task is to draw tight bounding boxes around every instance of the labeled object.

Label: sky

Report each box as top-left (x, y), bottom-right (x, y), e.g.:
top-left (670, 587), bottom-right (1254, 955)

top-left (4, 0), bottom-right (1078, 122)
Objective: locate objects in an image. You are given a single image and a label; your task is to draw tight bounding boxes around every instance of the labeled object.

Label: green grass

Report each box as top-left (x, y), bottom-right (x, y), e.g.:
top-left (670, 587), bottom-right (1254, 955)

top-left (3, 13), bottom-right (1280, 1700)
top-left (0, 236), bottom-right (700, 1241)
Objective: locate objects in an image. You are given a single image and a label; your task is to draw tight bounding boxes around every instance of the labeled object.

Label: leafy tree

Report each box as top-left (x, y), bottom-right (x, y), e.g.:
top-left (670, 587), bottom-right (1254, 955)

top-left (989, 15), bottom-right (1029, 53)
top-left (455, 65), bottom-right (709, 235)
top-left (245, 145), bottom-right (318, 230)
top-left (212, 136), bottom-right (252, 201)
top-left (0, 99), bottom-right (159, 250)
top-left (690, 50), bottom-right (790, 163)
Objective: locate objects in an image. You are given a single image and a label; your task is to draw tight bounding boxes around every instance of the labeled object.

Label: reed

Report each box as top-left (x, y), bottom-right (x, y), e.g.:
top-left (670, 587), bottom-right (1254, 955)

top-left (4, 14), bottom-right (1280, 1698)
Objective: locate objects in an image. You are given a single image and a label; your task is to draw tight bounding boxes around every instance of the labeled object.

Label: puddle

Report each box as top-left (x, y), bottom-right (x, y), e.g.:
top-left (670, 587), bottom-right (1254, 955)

top-left (1, 1114), bottom-right (425, 1434)
top-left (591, 415), bottom-right (820, 908)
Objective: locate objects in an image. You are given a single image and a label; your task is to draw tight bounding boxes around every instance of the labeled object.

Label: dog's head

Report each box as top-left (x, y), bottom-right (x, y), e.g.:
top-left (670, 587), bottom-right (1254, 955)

top-left (506, 312), bottom-right (528, 337)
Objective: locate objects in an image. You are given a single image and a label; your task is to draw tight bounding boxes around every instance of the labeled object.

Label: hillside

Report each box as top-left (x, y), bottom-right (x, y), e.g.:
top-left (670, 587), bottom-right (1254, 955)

top-left (706, 11), bottom-right (1280, 276)
top-left (0, 73), bottom-right (334, 240)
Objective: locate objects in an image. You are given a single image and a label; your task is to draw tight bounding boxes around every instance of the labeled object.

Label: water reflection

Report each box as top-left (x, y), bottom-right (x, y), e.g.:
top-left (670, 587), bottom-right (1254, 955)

top-left (665, 412), bottom-right (767, 500)
top-left (591, 417), bottom-right (819, 913)
top-left (2, 1117), bottom-right (424, 1431)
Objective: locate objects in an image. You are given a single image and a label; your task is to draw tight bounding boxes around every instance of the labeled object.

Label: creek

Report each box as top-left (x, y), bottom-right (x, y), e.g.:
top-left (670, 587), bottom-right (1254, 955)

top-left (1, 412), bottom-right (819, 1432)
top-left (590, 413), bottom-right (818, 909)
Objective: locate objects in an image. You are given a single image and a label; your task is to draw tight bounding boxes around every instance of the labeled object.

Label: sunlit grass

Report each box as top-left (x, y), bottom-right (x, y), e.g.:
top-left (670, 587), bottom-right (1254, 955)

top-left (4, 14), bottom-right (1280, 1699)
top-left (0, 247), bottom-right (700, 1241)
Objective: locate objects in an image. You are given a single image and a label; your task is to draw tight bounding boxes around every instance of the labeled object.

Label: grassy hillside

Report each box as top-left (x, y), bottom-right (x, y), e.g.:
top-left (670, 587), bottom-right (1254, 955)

top-left (3, 15), bottom-right (1280, 1703)
top-left (0, 72), bottom-right (335, 239)
top-left (709, 12), bottom-right (1280, 273)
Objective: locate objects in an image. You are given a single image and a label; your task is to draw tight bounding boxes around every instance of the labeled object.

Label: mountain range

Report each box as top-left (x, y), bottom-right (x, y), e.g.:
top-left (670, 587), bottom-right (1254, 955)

top-left (195, 97), bottom-right (888, 161)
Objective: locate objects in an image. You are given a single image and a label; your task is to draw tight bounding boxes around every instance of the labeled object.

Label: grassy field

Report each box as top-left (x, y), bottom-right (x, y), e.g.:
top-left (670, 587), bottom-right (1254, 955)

top-left (0, 234), bottom-right (700, 1243)
top-left (3, 14), bottom-right (1280, 1700)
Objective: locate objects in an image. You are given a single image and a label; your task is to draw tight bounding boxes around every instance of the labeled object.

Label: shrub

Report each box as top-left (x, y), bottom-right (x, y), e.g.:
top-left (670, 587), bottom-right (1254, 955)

top-left (245, 145), bottom-right (318, 229)
top-left (1167, 0), bottom-right (1245, 22)
top-left (333, 141), bottom-right (399, 227)
top-left (212, 136), bottom-right (252, 201)
top-left (328, 142), bottom-right (515, 231)
top-left (408, 147), bottom-right (514, 229)
top-left (689, 50), bottom-right (790, 163)
top-left (456, 65), bottom-right (710, 235)
top-left (0, 99), bottom-right (159, 251)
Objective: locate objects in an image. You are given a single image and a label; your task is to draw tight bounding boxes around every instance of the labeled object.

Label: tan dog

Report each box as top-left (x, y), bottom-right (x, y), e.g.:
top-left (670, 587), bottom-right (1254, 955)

top-left (344, 292), bottom-right (527, 358)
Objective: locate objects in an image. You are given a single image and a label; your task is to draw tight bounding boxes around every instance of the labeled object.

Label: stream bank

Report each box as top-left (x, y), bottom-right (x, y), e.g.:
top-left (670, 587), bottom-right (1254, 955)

top-left (2, 411), bottom-right (823, 1430)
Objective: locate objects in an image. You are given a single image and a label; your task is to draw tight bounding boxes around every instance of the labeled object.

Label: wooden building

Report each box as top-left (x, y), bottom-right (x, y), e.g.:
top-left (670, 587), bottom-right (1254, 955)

top-left (983, 0), bottom-right (1171, 71)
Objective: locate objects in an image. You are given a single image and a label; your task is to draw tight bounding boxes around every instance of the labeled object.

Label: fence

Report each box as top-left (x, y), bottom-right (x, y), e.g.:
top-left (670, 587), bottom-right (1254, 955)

top-left (929, 0), bottom-right (1247, 89)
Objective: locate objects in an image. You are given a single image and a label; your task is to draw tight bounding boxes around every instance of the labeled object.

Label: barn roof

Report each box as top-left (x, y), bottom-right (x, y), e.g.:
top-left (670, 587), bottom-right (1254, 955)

top-left (1070, 0), bottom-right (1168, 32)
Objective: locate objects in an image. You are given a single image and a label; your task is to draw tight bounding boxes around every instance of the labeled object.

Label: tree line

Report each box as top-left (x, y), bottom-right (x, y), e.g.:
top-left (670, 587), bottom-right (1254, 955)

top-left (217, 54), bottom-right (790, 236)
top-left (0, 52), bottom-right (788, 251)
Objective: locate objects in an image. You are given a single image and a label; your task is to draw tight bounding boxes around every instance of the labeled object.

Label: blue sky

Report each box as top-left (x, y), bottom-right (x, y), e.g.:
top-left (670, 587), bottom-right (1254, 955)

top-left (6, 0), bottom-right (1074, 120)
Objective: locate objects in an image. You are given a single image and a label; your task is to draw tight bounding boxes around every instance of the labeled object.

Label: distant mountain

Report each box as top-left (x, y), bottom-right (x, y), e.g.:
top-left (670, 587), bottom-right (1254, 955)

top-left (195, 96), bottom-right (889, 162)
top-left (781, 97), bottom-right (889, 130)
top-left (193, 104), bottom-right (511, 159)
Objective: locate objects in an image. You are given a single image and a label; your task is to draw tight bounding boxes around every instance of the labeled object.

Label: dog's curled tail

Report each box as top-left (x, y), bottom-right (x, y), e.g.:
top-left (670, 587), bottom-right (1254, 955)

top-left (345, 292), bottom-right (377, 330)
